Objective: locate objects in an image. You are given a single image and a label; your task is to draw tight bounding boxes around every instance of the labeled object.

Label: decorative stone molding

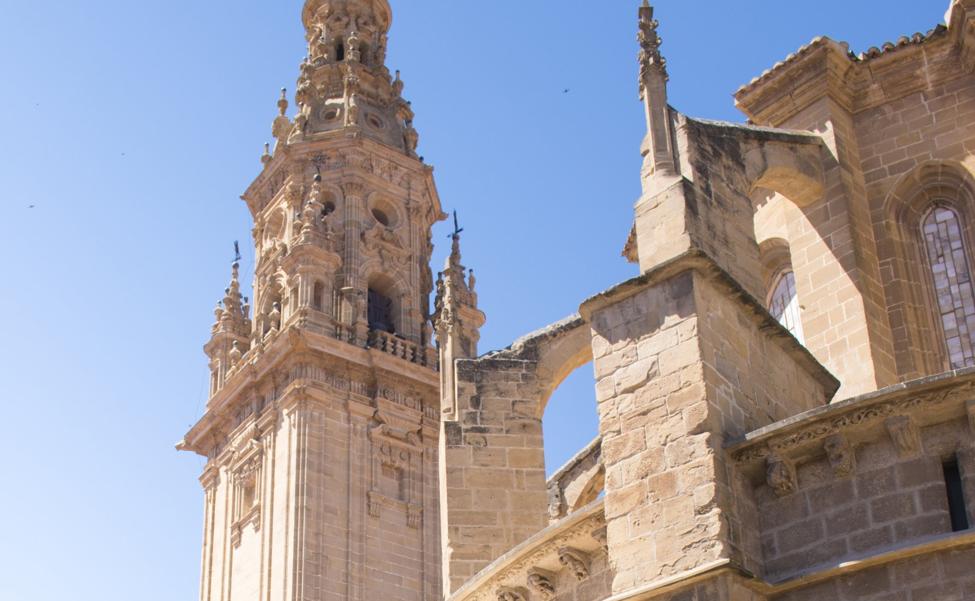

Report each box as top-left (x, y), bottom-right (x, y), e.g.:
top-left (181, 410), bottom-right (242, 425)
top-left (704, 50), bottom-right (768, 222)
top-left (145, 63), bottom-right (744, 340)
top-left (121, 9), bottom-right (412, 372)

top-left (730, 377), bottom-right (975, 467)
top-left (557, 547), bottom-right (591, 581)
top-left (526, 569), bottom-right (556, 599)
top-left (766, 454), bottom-right (798, 497)
top-left (229, 439), bottom-right (264, 547)
top-left (367, 409), bottom-right (423, 528)
top-left (823, 434), bottom-right (856, 478)
top-left (448, 503), bottom-right (604, 601)
top-left (886, 415), bottom-right (922, 458)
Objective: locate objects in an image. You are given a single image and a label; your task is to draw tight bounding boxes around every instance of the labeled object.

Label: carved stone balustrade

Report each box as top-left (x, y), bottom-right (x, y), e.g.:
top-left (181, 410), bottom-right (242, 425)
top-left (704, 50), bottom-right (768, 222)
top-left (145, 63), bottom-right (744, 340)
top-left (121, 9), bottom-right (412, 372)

top-left (367, 329), bottom-right (436, 369)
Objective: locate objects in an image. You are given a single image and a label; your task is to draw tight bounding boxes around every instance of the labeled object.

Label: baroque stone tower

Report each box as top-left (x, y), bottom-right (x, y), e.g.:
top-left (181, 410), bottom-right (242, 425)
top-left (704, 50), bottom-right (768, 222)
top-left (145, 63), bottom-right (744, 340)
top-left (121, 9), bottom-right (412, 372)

top-left (178, 1), bottom-right (455, 600)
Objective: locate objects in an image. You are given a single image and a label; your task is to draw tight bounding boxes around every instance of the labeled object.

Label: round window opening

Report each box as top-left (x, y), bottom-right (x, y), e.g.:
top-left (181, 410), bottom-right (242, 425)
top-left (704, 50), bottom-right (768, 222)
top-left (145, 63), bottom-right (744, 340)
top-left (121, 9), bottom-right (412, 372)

top-left (372, 208), bottom-right (391, 227)
top-left (367, 114), bottom-right (385, 130)
top-left (323, 109), bottom-right (340, 122)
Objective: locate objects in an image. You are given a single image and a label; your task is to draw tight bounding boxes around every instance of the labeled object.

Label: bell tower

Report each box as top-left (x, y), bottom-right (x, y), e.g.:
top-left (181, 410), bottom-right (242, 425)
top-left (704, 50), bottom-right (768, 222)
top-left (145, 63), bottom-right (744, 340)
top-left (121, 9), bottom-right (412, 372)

top-left (179, 2), bottom-right (449, 600)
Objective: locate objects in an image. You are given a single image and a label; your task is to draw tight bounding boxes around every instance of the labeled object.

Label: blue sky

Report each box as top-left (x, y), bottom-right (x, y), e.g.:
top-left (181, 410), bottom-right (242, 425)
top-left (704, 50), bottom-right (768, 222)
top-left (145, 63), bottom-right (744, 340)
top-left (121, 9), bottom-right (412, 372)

top-left (0, 1), bottom-right (946, 599)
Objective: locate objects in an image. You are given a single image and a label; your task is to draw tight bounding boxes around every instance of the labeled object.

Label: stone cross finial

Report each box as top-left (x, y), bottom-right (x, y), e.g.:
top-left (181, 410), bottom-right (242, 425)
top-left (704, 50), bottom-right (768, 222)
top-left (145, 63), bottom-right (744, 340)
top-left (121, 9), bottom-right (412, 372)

top-left (638, 1), bottom-right (668, 86)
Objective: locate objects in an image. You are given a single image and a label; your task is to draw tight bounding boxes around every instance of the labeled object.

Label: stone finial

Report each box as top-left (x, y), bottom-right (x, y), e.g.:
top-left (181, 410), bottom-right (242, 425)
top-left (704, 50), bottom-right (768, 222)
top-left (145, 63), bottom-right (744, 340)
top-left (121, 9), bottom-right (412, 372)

top-left (558, 546), bottom-right (591, 581)
top-left (272, 88), bottom-right (293, 144)
top-left (277, 88), bottom-right (289, 117)
top-left (215, 260), bottom-right (251, 338)
top-left (886, 415), bottom-right (922, 458)
top-left (824, 434), bottom-right (856, 478)
top-left (393, 70), bottom-right (404, 96)
top-left (261, 142), bottom-right (272, 166)
top-left (229, 340), bottom-right (242, 367)
top-left (638, 1), bottom-right (668, 86)
top-left (766, 454), bottom-right (797, 497)
top-left (636, 1), bottom-right (676, 181)
top-left (527, 569), bottom-right (557, 599)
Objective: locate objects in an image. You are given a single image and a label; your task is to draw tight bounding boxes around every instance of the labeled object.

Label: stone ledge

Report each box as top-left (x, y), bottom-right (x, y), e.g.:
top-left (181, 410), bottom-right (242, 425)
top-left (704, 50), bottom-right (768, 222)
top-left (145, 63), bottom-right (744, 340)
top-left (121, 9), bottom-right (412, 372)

top-left (598, 531), bottom-right (975, 600)
top-left (727, 367), bottom-right (975, 471)
top-left (578, 249), bottom-right (839, 399)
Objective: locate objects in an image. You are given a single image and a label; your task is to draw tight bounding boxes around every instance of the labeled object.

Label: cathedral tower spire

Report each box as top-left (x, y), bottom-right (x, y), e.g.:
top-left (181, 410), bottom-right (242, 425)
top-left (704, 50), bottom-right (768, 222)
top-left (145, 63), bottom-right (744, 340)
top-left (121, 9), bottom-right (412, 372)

top-left (181, 2), bottom-right (448, 600)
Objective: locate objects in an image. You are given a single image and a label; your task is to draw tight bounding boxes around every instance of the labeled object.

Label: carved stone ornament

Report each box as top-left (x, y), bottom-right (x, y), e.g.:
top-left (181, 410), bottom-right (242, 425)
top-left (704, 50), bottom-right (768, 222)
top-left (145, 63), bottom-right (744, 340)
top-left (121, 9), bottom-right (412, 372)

top-left (557, 546), bottom-right (591, 581)
top-left (496, 587), bottom-right (528, 601)
top-left (823, 434), bottom-right (856, 478)
top-left (732, 382), bottom-right (974, 466)
top-left (766, 454), bottom-right (797, 497)
top-left (885, 415), bottom-right (922, 458)
top-left (527, 569), bottom-right (556, 599)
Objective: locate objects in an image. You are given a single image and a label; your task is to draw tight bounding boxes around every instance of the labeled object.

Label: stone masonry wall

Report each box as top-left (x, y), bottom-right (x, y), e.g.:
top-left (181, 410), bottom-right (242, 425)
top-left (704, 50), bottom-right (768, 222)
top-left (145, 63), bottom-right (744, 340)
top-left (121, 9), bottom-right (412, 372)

top-left (440, 357), bottom-right (549, 593)
top-left (771, 544), bottom-right (975, 601)
top-left (756, 419), bottom-right (975, 582)
top-left (587, 266), bottom-right (835, 593)
top-left (859, 73), bottom-right (975, 379)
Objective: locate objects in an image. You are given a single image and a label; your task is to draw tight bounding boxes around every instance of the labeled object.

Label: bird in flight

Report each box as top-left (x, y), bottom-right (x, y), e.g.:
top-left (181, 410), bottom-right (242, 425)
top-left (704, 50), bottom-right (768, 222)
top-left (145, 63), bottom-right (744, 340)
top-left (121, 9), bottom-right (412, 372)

top-left (562, 88), bottom-right (570, 94)
top-left (28, 205), bottom-right (35, 209)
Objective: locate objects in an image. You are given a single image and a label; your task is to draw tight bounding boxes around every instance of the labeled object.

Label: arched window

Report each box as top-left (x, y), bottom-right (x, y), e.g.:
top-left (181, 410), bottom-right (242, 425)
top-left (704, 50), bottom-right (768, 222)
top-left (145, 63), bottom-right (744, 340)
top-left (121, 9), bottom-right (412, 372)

top-left (921, 205), bottom-right (975, 368)
top-left (335, 42), bottom-right (346, 61)
top-left (368, 288), bottom-right (396, 334)
top-left (312, 281), bottom-right (325, 312)
top-left (768, 269), bottom-right (804, 343)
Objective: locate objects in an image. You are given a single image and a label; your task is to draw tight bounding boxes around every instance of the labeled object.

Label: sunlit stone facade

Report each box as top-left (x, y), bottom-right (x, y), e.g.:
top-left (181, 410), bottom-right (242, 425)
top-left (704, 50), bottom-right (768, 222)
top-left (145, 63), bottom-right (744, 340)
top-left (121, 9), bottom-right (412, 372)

top-left (180, 1), bottom-right (975, 600)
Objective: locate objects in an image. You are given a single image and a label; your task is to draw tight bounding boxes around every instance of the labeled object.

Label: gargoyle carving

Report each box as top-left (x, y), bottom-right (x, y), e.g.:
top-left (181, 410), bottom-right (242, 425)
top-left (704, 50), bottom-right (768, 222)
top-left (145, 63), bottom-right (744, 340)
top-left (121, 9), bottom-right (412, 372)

top-left (558, 546), bottom-right (591, 581)
top-left (766, 454), bottom-right (797, 497)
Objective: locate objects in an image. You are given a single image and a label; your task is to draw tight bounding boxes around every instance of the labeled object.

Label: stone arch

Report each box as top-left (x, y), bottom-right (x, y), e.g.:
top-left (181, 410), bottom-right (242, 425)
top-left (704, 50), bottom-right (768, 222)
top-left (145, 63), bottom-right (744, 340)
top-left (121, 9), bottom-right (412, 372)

top-left (363, 269), bottom-right (409, 337)
top-left (745, 141), bottom-right (825, 208)
top-left (879, 160), bottom-right (975, 376)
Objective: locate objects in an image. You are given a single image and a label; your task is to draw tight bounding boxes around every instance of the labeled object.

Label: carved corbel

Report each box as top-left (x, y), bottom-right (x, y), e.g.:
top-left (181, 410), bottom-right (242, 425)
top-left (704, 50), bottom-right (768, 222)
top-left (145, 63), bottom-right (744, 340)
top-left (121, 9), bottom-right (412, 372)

top-left (766, 454), bottom-right (797, 497)
top-left (885, 415), bottom-right (922, 458)
top-left (591, 525), bottom-right (608, 553)
top-left (496, 587), bottom-right (529, 601)
top-left (558, 546), bottom-right (591, 581)
top-left (824, 434), bottom-right (856, 478)
top-left (527, 569), bottom-right (557, 599)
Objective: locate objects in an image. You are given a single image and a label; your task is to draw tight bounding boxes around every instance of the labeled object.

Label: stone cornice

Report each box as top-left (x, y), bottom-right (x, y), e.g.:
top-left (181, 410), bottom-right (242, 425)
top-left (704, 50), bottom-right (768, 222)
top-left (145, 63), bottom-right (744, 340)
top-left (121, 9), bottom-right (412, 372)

top-left (178, 325), bottom-right (439, 456)
top-left (727, 368), bottom-right (975, 472)
top-left (242, 135), bottom-right (443, 222)
top-left (448, 501), bottom-right (605, 601)
top-left (578, 250), bottom-right (839, 400)
top-left (734, 21), bottom-right (966, 126)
